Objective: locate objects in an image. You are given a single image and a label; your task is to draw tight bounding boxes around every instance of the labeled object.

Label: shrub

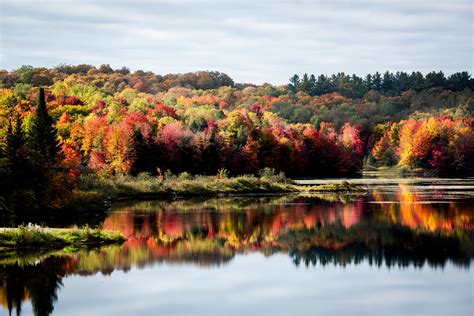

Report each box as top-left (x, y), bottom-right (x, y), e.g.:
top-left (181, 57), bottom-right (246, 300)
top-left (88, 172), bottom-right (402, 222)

top-left (217, 168), bottom-right (229, 179)
top-left (258, 167), bottom-right (287, 183)
top-left (178, 172), bottom-right (193, 180)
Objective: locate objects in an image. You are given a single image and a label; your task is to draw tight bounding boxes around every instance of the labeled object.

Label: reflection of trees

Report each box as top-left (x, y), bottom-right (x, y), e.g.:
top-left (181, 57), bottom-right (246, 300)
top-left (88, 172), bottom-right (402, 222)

top-left (99, 195), bottom-right (473, 271)
top-left (0, 209), bottom-right (108, 230)
top-left (0, 256), bottom-right (69, 316)
top-left (284, 224), bottom-right (472, 268)
top-left (371, 185), bottom-right (474, 231)
top-left (1, 192), bottom-right (473, 315)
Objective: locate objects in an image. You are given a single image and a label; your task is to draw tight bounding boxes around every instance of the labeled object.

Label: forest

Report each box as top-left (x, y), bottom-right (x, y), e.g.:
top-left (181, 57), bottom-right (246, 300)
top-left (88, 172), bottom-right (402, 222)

top-left (0, 65), bottom-right (473, 213)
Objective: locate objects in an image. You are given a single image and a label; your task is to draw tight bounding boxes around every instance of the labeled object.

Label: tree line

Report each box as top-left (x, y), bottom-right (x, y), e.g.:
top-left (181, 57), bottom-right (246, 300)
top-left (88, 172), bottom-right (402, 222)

top-left (288, 71), bottom-right (473, 98)
top-left (0, 64), bottom-right (235, 93)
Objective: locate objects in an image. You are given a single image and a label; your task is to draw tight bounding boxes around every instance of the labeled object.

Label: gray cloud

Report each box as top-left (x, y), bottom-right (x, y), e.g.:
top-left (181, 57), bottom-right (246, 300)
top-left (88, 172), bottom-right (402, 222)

top-left (0, 0), bottom-right (472, 84)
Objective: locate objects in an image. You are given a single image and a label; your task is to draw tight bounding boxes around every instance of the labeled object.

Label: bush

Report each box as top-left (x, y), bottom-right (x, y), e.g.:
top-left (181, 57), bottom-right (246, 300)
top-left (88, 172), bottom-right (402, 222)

top-left (164, 169), bottom-right (175, 180)
top-left (217, 168), bottom-right (229, 179)
top-left (178, 172), bottom-right (193, 180)
top-left (258, 167), bottom-right (287, 183)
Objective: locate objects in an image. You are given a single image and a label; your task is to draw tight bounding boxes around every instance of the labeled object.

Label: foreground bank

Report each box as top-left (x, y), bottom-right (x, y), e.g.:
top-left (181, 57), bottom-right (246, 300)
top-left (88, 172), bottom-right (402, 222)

top-left (0, 226), bottom-right (126, 251)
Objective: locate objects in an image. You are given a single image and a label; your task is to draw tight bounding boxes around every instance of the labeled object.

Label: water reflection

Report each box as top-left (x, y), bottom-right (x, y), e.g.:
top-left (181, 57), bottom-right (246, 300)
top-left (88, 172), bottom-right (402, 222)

top-left (100, 193), bottom-right (473, 269)
top-left (1, 182), bottom-right (474, 315)
top-left (372, 184), bottom-right (474, 231)
top-left (0, 256), bottom-right (67, 316)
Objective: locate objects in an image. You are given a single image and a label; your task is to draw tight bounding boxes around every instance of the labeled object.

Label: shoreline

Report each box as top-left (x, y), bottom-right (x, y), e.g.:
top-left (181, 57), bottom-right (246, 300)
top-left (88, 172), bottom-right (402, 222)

top-left (1, 177), bottom-right (368, 225)
top-left (78, 174), bottom-right (367, 202)
top-left (111, 184), bottom-right (367, 201)
top-left (75, 177), bottom-right (367, 210)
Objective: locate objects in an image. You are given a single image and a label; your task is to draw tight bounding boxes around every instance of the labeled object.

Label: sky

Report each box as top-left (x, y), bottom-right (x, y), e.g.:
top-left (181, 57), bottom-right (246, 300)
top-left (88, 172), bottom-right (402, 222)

top-left (0, 0), bottom-right (472, 84)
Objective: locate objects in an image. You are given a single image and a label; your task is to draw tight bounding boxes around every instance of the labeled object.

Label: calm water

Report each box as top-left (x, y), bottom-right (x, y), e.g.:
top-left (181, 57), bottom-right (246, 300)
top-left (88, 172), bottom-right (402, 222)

top-left (2, 179), bottom-right (474, 315)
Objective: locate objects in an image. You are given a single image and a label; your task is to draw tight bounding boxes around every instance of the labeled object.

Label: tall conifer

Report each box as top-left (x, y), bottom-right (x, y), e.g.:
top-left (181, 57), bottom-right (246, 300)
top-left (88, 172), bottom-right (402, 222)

top-left (29, 88), bottom-right (60, 164)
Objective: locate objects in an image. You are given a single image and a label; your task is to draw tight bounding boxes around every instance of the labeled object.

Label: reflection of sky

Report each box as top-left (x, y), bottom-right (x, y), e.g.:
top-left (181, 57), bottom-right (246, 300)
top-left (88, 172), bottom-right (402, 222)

top-left (20, 253), bottom-right (472, 316)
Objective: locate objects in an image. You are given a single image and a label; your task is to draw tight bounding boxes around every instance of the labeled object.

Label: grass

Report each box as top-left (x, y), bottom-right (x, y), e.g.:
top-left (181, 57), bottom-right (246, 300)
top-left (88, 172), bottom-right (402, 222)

top-left (77, 171), bottom-right (366, 200)
top-left (292, 181), bottom-right (365, 192)
top-left (0, 225), bottom-right (126, 250)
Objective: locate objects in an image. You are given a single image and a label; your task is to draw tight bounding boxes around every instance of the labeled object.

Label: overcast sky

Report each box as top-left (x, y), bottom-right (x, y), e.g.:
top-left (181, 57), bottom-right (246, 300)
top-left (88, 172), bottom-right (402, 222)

top-left (0, 0), bottom-right (472, 84)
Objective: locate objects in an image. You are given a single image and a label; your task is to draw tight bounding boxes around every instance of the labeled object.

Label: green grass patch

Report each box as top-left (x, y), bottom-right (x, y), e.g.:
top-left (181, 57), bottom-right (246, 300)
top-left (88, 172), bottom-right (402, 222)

top-left (0, 225), bottom-right (126, 250)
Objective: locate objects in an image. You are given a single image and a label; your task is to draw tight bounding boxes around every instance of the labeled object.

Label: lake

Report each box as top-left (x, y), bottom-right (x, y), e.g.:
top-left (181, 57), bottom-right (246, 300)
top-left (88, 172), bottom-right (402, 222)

top-left (1, 178), bottom-right (473, 315)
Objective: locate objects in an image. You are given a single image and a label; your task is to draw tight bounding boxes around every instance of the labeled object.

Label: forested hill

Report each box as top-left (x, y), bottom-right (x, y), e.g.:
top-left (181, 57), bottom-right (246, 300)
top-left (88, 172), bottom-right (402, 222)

top-left (0, 65), bottom-right (473, 181)
top-left (1, 66), bottom-right (473, 129)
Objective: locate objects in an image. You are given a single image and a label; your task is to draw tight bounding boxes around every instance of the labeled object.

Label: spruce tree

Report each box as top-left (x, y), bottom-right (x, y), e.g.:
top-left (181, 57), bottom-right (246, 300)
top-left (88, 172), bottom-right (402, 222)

top-left (6, 114), bottom-right (28, 176)
top-left (29, 87), bottom-right (61, 165)
top-left (2, 113), bottom-right (34, 213)
top-left (27, 87), bottom-right (66, 210)
top-left (288, 74), bottom-right (301, 94)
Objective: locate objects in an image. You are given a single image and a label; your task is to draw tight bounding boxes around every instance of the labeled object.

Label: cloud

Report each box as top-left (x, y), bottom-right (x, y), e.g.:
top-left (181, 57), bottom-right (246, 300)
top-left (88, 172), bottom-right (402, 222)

top-left (0, 0), bottom-right (472, 84)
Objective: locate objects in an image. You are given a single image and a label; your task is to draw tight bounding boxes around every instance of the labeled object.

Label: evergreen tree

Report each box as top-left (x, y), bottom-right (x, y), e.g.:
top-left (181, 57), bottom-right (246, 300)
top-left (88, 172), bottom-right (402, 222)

top-left (425, 71), bottom-right (446, 89)
top-left (372, 72), bottom-right (382, 92)
top-left (365, 74), bottom-right (373, 90)
top-left (394, 71), bottom-right (410, 94)
top-left (288, 74), bottom-right (301, 94)
top-left (308, 74), bottom-right (317, 95)
top-left (2, 113), bottom-right (34, 213)
top-left (447, 71), bottom-right (471, 91)
top-left (6, 114), bottom-right (28, 176)
top-left (26, 88), bottom-right (69, 211)
top-left (29, 87), bottom-right (61, 165)
top-left (316, 74), bottom-right (332, 95)
top-left (300, 73), bottom-right (312, 93)
top-left (381, 71), bottom-right (395, 94)
top-left (409, 71), bottom-right (426, 91)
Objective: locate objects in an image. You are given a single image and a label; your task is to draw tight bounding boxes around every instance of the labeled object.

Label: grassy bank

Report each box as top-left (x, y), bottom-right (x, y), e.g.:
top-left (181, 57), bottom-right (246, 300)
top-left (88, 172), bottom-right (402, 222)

top-left (78, 171), bottom-right (366, 200)
top-left (0, 226), bottom-right (126, 250)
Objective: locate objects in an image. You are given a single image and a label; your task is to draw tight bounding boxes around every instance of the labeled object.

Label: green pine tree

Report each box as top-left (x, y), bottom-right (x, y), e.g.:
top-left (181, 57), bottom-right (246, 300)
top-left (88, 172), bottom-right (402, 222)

top-left (6, 114), bottom-right (26, 164)
top-left (29, 87), bottom-right (61, 165)
top-left (2, 113), bottom-right (35, 214)
top-left (26, 87), bottom-right (68, 211)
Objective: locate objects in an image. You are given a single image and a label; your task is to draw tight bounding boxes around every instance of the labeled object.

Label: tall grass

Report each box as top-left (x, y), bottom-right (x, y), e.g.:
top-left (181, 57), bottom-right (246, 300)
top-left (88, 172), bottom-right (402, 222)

top-left (78, 168), bottom-right (297, 198)
top-left (77, 168), bottom-right (364, 200)
top-left (0, 225), bottom-right (125, 249)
